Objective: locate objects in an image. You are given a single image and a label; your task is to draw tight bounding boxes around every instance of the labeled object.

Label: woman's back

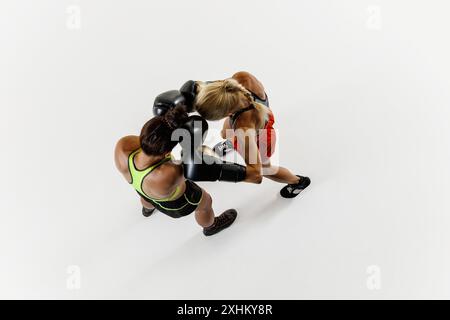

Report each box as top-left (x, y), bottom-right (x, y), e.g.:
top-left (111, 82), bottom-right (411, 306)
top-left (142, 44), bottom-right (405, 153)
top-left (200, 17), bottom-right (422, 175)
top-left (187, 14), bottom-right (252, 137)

top-left (129, 148), bottom-right (186, 201)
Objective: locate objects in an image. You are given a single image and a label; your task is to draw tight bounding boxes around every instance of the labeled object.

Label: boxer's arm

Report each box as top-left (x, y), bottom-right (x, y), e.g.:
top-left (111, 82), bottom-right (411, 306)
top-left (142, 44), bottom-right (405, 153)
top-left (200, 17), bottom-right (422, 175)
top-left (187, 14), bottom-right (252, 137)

top-left (114, 135), bottom-right (140, 180)
top-left (180, 116), bottom-right (246, 183)
top-left (234, 127), bottom-right (263, 184)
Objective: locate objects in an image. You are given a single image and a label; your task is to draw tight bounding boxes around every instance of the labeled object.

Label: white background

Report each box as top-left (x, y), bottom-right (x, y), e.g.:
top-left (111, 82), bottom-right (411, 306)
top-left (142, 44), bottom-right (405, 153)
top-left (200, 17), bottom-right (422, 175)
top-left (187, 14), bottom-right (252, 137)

top-left (1, 0), bottom-right (450, 299)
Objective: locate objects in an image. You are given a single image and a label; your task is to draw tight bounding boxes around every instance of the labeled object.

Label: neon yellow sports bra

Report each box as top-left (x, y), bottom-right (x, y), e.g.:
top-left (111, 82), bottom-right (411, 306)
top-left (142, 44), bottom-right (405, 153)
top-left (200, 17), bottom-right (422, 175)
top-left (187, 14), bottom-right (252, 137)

top-left (128, 149), bottom-right (182, 202)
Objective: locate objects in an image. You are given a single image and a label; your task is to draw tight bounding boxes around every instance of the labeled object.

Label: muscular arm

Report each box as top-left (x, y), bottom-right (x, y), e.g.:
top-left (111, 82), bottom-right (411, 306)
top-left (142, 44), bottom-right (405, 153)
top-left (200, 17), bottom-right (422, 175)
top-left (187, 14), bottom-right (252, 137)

top-left (235, 126), bottom-right (263, 184)
top-left (114, 135), bottom-right (140, 179)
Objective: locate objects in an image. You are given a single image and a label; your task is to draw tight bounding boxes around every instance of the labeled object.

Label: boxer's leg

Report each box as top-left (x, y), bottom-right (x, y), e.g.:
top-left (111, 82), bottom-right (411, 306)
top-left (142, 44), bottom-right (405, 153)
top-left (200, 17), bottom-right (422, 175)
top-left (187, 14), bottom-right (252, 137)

top-left (196, 188), bottom-right (238, 236)
top-left (262, 162), bottom-right (300, 184)
top-left (262, 162), bottom-right (310, 197)
top-left (140, 197), bottom-right (155, 209)
top-left (140, 197), bottom-right (156, 217)
top-left (194, 189), bottom-right (215, 228)
top-left (231, 138), bottom-right (300, 185)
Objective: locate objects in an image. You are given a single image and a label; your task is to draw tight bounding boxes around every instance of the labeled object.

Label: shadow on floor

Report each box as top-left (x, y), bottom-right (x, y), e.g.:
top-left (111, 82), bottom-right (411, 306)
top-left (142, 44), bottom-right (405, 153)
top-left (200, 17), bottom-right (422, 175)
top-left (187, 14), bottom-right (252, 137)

top-left (120, 188), bottom-right (310, 298)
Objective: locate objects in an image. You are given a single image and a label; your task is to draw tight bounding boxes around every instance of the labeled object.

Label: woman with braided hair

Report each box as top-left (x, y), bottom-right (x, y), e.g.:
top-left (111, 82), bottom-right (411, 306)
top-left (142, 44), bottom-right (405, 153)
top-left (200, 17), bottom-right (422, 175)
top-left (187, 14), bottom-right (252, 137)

top-left (114, 106), bottom-right (237, 236)
top-left (194, 71), bottom-right (310, 198)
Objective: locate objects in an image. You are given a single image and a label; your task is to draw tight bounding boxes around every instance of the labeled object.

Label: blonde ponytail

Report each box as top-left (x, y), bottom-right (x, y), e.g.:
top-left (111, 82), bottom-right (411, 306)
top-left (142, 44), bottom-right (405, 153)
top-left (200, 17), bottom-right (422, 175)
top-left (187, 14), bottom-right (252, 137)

top-left (195, 79), bottom-right (268, 123)
top-left (195, 79), bottom-right (248, 120)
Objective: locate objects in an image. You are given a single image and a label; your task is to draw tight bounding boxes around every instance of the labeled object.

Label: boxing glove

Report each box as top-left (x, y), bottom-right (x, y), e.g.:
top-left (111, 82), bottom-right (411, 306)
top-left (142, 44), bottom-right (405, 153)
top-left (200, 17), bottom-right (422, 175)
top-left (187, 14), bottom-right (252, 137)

top-left (173, 115), bottom-right (208, 161)
top-left (179, 80), bottom-right (197, 111)
top-left (183, 154), bottom-right (246, 182)
top-left (176, 115), bottom-right (246, 183)
top-left (153, 90), bottom-right (187, 116)
top-left (153, 81), bottom-right (198, 116)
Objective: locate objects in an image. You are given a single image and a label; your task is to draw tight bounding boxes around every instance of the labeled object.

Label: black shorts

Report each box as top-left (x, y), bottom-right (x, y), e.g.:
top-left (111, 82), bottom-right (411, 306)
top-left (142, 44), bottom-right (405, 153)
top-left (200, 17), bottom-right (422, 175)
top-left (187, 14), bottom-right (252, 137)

top-left (140, 180), bottom-right (203, 219)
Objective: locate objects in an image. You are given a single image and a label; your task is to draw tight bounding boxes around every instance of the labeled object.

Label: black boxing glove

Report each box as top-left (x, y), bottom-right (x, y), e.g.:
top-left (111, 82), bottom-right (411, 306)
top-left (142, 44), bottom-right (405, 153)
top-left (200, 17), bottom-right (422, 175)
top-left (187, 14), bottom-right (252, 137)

top-left (175, 115), bottom-right (246, 183)
top-left (153, 81), bottom-right (198, 117)
top-left (153, 90), bottom-right (187, 116)
top-left (183, 154), bottom-right (246, 183)
top-left (179, 80), bottom-right (197, 111)
top-left (173, 115), bottom-right (208, 160)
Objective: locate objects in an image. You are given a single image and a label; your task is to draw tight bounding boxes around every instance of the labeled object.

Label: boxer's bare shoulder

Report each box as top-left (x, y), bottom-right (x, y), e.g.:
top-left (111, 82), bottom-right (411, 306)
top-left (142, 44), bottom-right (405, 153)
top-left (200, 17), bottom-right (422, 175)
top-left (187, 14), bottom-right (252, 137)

top-left (114, 135), bottom-right (140, 175)
top-left (232, 71), bottom-right (266, 100)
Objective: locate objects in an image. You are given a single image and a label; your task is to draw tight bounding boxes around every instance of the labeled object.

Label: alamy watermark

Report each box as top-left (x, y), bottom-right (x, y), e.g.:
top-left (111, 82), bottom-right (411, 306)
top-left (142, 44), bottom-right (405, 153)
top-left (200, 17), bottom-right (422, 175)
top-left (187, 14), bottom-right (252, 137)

top-left (66, 5), bottom-right (82, 30)
top-left (366, 5), bottom-right (382, 30)
top-left (366, 265), bottom-right (381, 290)
top-left (66, 265), bottom-right (81, 290)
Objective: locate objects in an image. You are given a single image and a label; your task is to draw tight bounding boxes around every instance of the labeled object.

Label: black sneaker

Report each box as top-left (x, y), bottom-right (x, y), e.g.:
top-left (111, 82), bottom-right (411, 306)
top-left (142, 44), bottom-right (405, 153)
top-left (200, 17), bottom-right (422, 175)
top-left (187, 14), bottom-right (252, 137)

top-left (213, 140), bottom-right (234, 157)
top-left (203, 209), bottom-right (238, 236)
top-left (280, 176), bottom-right (311, 198)
top-left (142, 207), bottom-right (156, 217)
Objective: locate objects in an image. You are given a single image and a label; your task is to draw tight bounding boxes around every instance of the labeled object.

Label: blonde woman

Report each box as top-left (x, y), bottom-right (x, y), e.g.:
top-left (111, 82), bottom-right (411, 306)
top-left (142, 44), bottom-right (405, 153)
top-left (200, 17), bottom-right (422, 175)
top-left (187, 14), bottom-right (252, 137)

top-left (193, 72), bottom-right (310, 198)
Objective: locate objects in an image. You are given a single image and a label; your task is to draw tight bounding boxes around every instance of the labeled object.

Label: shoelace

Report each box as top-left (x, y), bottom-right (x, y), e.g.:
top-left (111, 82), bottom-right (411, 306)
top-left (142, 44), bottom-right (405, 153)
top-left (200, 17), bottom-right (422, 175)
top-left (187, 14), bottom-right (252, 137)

top-left (287, 178), bottom-right (304, 194)
top-left (287, 186), bottom-right (302, 195)
top-left (216, 214), bottom-right (228, 226)
top-left (213, 212), bottom-right (233, 228)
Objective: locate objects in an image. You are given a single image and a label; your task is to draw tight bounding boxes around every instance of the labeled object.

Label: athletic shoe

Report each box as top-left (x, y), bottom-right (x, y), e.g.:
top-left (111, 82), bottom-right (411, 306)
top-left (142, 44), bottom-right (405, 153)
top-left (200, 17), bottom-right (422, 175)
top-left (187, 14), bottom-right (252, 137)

top-left (142, 207), bottom-right (156, 217)
top-left (280, 176), bottom-right (311, 198)
top-left (203, 209), bottom-right (237, 236)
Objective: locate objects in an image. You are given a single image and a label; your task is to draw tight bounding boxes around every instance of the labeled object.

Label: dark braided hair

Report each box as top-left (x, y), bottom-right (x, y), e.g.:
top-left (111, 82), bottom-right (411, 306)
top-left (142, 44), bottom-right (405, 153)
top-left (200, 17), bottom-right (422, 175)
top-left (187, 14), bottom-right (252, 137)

top-left (140, 105), bottom-right (188, 156)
